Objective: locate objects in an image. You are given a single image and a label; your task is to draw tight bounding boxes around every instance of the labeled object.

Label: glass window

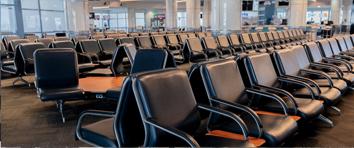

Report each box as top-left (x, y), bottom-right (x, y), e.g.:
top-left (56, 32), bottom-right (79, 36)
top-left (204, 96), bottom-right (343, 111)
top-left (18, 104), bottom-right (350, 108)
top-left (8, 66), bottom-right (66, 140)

top-left (0, 0), bottom-right (15, 4)
top-left (41, 11), bottom-right (66, 32)
top-left (135, 12), bottom-right (145, 28)
top-left (21, 0), bottom-right (38, 9)
top-left (0, 5), bottom-right (16, 33)
top-left (177, 12), bottom-right (186, 28)
top-left (39, 0), bottom-right (64, 10)
top-left (22, 10), bottom-right (41, 32)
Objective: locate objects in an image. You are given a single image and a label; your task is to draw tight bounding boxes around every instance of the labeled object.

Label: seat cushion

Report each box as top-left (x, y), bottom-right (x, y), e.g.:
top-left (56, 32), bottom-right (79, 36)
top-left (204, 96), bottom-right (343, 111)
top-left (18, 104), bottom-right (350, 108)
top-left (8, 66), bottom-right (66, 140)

top-left (85, 68), bottom-right (113, 76)
top-left (79, 63), bottom-right (99, 73)
top-left (80, 118), bottom-right (117, 147)
top-left (196, 135), bottom-right (255, 147)
top-left (38, 87), bottom-right (85, 101)
top-left (99, 60), bottom-right (112, 67)
top-left (105, 87), bottom-right (121, 100)
top-left (1, 64), bottom-right (17, 74)
top-left (313, 79), bottom-right (347, 91)
top-left (327, 72), bottom-right (354, 83)
top-left (295, 98), bottom-right (324, 120)
top-left (292, 87), bottom-right (341, 104)
top-left (257, 114), bottom-right (298, 146)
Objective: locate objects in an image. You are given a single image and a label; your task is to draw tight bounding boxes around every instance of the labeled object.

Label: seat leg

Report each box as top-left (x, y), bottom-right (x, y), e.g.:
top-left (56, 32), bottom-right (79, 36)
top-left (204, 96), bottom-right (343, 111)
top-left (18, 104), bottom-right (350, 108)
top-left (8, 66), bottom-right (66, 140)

top-left (56, 100), bottom-right (65, 123)
top-left (12, 76), bottom-right (30, 87)
top-left (327, 106), bottom-right (341, 116)
top-left (317, 114), bottom-right (334, 128)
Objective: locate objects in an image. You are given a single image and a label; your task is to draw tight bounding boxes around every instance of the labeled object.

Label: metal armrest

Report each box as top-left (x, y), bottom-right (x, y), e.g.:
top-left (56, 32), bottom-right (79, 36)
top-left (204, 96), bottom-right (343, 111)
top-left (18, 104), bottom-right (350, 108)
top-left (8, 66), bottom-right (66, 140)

top-left (277, 77), bottom-right (316, 99)
top-left (76, 110), bottom-right (115, 146)
top-left (245, 88), bottom-right (290, 115)
top-left (209, 98), bottom-right (263, 138)
top-left (335, 54), bottom-right (354, 61)
top-left (145, 118), bottom-right (199, 147)
top-left (310, 63), bottom-right (343, 78)
top-left (299, 69), bottom-right (334, 87)
top-left (283, 75), bottom-right (322, 95)
top-left (323, 58), bottom-right (352, 71)
top-left (197, 104), bottom-right (249, 140)
top-left (77, 53), bottom-right (93, 63)
top-left (253, 85), bottom-right (299, 109)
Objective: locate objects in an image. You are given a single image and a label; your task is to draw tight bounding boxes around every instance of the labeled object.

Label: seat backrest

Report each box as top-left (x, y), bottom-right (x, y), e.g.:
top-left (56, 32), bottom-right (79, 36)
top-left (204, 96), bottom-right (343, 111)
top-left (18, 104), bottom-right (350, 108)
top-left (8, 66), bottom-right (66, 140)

top-left (26, 35), bottom-right (38, 42)
top-left (344, 36), bottom-right (353, 50)
top-left (34, 48), bottom-right (78, 89)
top-left (51, 41), bottom-right (75, 49)
top-left (201, 59), bottom-right (246, 103)
top-left (110, 44), bottom-right (136, 76)
top-left (278, 31), bottom-right (285, 40)
top-left (136, 36), bottom-right (153, 49)
top-left (118, 37), bottom-right (135, 45)
top-left (187, 33), bottom-right (197, 38)
top-left (291, 30), bottom-right (298, 38)
top-left (258, 32), bottom-right (268, 42)
top-left (166, 34), bottom-right (179, 45)
top-left (115, 77), bottom-right (145, 146)
top-left (241, 33), bottom-right (252, 44)
top-left (283, 30), bottom-right (290, 39)
top-left (250, 33), bottom-right (260, 43)
top-left (229, 34), bottom-right (241, 46)
top-left (0, 42), bottom-right (5, 51)
top-left (291, 45), bottom-right (311, 69)
top-left (132, 69), bottom-right (201, 145)
top-left (3, 35), bottom-right (20, 49)
top-left (318, 39), bottom-right (334, 58)
top-left (19, 43), bottom-right (46, 73)
top-left (129, 33), bottom-right (139, 37)
top-left (73, 36), bottom-right (89, 43)
top-left (271, 31), bottom-right (280, 40)
top-left (328, 38), bottom-right (341, 55)
top-left (178, 33), bottom-right (189, 44)
top-left (91, 35), bottom-right (105, 40)
top-left (98, 38), bottom-right (116, 53)
top-left (186, 38), bottom-right (204, 52)
top-left (36, 38), bottom-right (53, 47)
top-left (202, 36), bottom-right (218, 49)
top-left (266, 32), bottom-right (274, 41)
top-left (217, 35), bottom-right (230, 48)
top-left (131, 49), bottom-right (168, 74)
top-left (80, 39), bottom-right (101, 54)
top-left (335, 37), bottom-right (348, 52)
top-left (245, 53), bottom-right (278, 86)
top-left (54, 37), bottom-right (70, 41)
top-left (152, 35), bottom-right (167, 47)
top-left (304, 42), bottom-right (323, 63)
top-left (196, 32), bottom-right (206, 38)
top-left (206, 32), bottom-right (212, 37)
top-left (9, 39), bottom-right (31, 52)
top-left (273, 49), bottom-right (301, 76)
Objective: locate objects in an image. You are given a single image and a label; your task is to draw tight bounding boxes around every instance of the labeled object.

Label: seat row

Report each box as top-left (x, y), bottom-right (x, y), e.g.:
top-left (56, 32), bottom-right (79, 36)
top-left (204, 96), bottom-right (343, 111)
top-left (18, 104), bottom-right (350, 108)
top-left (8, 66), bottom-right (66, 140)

top-left (75, 37), bottom-right (354, 147)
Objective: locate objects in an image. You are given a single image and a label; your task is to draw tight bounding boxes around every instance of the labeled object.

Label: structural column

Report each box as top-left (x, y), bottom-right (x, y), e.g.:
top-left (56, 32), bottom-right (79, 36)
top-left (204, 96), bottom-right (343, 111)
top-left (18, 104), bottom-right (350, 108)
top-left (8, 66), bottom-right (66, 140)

top-left (210, 0), bottom-right (242, 33)
top-left (165, 0), bottom-right (177, 29)
top-left (186, 0), bottom-right (201, 30)
top-left (288, 0), bottom-right (308, 27)
top-left (341, 0), bottom-right (352, 25)
top-left (202, 0), bottom-right (211, 28)
top-left (128, 7), bottom-right (136, 31)
top-left (331, 0), bottom-right (342, 25)
top-left (66, 0), bottom-right (90, 32)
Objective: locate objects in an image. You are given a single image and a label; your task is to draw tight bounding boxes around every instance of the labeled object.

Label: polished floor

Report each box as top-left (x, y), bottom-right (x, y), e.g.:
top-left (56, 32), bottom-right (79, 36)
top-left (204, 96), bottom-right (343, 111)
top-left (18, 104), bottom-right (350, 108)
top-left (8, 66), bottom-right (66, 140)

top-left (1, 75), bottom-right (354, 147)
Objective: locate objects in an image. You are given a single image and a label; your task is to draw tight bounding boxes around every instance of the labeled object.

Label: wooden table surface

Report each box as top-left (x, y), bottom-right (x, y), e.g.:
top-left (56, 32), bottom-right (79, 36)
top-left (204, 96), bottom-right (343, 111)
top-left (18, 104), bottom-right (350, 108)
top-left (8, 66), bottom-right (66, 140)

top-left (79, 76), bottom-right (125, 93)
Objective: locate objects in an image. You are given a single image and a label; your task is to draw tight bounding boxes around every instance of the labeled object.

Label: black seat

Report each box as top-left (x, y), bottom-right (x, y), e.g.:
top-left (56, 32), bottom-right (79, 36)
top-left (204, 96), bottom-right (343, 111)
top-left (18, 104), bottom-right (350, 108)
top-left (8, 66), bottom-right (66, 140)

top-left (116, 37), bottom-right (135, 46)
top-left (7, 39), bottom-right (31, 56)
top-left (240, 33), bottom-right (255, 52)
top-left (191, 58), bottom-right (298, 146)
top-left (318, 39), bottom-right (353, 73)
top-left (132, 68), bottom-right (255, 147)
top-left (266, 32), bottom-right (282, 50)
top-left (228, 34), bottom-right (245, 54)
top-left (202, 36), bottom-right (233, 57)
top-left (272, 48), bottom-right (342, 107)
top-left (177, 33), bottom-right (189, 46)
top-left (243, 53), bottom-right (326, 123)
top-left (50, 41), bottom-right (99, 73)
top-left (2, 35), bottom-right (20, 52)
top-left (79, 39), bottom-right (111, 67)
top-left (305, 42), bottom-right (354, 88)
top-left (250, 33), bottom-right (267, 52)
top-left (76, 76), bottom-right (145, 147)
top-left (291, 45), bottom-right (348, 93)
top-left (36, 38), bottom-right (53, 47)
top-left (183, 38), bottom-right (208, 63)
top-left (34, 48), bottom-right (85, 123)
top-left (136, 36), bottom-right (153, 49)
top-left (98, 38), bottom-right (116, 59)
